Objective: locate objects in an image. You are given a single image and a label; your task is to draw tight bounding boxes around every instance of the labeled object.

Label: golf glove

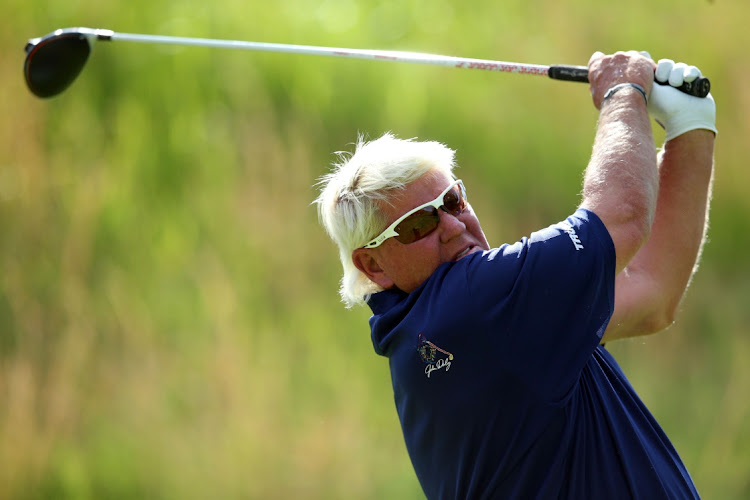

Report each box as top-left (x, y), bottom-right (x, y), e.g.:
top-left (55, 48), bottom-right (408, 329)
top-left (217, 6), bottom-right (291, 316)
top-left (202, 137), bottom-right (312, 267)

top-left (648, 59), bottom-right (717, 142)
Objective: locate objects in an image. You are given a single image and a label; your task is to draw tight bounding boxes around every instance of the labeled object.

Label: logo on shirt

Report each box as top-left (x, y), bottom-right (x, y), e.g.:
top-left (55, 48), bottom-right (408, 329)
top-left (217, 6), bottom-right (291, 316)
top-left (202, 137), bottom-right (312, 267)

top-left (557, 221), bottom-right (584, 250)
top-left (417, 333), bottom-right (454, 378)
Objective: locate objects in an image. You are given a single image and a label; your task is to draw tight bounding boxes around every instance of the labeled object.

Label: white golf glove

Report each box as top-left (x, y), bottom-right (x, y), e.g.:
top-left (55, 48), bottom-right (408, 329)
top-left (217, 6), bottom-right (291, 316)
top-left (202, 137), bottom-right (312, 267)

top-left (647, 59), bottom-right (717, 142)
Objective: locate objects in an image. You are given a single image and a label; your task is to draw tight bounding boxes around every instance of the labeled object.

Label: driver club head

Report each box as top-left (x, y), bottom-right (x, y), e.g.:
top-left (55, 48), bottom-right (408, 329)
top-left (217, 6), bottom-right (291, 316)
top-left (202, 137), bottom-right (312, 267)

top-left (24, 28), bottom-right (99, 98)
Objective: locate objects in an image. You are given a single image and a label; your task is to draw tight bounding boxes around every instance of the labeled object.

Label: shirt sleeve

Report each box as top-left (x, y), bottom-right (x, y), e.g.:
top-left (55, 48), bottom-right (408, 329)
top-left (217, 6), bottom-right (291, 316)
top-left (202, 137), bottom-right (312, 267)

top-left (464, 208), bottom-right (616, 402)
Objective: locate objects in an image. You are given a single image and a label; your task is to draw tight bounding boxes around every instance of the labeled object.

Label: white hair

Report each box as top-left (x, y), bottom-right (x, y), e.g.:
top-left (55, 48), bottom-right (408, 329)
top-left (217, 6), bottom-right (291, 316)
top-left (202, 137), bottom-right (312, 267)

top-left (314, 132), bottom-right (457, 307)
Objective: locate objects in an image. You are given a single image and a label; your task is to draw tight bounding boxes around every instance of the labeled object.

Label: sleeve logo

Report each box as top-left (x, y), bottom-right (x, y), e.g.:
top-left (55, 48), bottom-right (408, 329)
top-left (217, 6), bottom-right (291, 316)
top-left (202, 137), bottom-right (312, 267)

top-left (417, 333), bottom-right (454, 378)
top-left (557, 221), bottom-right (584, 250)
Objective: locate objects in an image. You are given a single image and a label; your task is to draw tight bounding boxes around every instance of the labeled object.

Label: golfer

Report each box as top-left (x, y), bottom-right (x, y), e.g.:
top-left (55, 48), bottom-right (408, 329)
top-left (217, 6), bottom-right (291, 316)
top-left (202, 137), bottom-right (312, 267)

top-left (316, 50), bottom-right (716, 498)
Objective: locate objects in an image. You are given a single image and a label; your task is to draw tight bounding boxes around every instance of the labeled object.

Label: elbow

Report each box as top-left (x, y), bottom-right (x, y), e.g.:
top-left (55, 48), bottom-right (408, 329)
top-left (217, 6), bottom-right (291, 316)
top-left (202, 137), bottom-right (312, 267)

top-left (613, 203), bottom-right (653, 266)
top-left (625, 194), bottom-right (655, 245)
top-left (640, 290), bottom-right (684, 335)
top-left (628, 212), bottom-right (652, 250)
top-left (639, 307), bottom-right (677, 335)
top-left (619, 306), bottom-right (676, 339)
top-left (583, 184), bottom-right (656, 271)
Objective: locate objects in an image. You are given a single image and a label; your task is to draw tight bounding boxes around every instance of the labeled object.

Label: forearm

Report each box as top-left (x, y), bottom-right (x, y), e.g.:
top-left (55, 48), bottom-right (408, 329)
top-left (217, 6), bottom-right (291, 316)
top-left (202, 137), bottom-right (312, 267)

top-left (640, 130), bottom-right (715, 293)
top-left (604, 130), bottom-right (715, 341)
top-left (581, 91), bottom-right (658, 273)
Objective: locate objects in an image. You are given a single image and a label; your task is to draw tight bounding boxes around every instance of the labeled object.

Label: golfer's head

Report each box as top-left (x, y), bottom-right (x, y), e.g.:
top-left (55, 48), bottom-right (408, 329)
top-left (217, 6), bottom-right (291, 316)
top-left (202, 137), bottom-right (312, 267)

top-left (315, 133), bottom-right (489, 307)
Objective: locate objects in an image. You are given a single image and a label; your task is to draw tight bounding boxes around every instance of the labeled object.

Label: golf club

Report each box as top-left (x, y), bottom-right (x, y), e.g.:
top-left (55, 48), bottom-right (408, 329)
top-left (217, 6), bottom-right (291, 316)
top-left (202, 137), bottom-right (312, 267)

top-left (24, 27), bottom-right (711, 99)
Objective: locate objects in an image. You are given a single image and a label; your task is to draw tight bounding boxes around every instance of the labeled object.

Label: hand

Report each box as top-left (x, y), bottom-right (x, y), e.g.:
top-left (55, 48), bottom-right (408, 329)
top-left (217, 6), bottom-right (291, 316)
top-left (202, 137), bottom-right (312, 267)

top-left (648, 59), bottom-right (717, 141)
top-left (588, 51), bottom-right (655, 109)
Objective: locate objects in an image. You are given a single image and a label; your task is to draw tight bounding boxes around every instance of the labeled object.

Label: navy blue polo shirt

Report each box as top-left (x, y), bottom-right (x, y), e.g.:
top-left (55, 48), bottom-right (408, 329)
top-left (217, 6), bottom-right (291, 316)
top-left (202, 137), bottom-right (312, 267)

top-left (368, 209), bottom-right (699, 499)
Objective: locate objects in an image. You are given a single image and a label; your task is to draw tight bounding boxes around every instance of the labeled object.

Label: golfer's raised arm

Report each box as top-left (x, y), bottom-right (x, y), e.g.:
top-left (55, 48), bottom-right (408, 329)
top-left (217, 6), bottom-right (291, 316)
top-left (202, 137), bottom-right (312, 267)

top-left (579, 51), bottom-right (658, 275)
top-left (605, 59), bottom-right (717, 341)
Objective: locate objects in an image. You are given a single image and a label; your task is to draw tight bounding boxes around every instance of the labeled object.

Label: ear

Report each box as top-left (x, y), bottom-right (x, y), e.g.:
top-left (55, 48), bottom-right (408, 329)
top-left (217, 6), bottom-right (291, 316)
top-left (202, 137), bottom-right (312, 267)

top-left (352, 248), bottom-right (395, 290)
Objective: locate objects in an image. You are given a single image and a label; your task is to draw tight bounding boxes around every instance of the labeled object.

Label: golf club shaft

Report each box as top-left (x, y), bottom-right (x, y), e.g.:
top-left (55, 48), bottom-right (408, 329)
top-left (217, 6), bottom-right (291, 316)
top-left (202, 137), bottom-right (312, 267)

top-left (95, 29), bottom-right (584, 81)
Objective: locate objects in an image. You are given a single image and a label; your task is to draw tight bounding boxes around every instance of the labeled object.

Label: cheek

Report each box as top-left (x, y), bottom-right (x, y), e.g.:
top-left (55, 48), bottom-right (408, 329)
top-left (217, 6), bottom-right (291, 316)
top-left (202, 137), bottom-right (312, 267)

top-left (388, 244), bottom-right (440, 271)
top-left (381, 243), bottom-right (442, 290)
top-left (466, 215), bottom-right (491, 249)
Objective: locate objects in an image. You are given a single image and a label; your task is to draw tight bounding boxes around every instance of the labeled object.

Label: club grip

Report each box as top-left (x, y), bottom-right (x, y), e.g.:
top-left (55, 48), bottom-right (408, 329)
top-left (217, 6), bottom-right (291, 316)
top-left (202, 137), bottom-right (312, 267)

top-left (548, 64), bottom-right (711, 98)
top-left (548, 64), bottom-right (589, 82)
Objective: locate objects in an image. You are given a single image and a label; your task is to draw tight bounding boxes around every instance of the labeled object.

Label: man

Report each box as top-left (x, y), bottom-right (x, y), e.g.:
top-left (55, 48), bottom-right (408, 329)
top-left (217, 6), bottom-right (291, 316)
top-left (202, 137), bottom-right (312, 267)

top-left (316, 51), bottom-right (716, 498)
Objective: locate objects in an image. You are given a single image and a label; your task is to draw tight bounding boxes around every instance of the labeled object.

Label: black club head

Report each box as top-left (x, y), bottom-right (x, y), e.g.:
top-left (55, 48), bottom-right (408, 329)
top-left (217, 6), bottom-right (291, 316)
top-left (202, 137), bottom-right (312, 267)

top-left (24, 29), bottom-right (93, 98)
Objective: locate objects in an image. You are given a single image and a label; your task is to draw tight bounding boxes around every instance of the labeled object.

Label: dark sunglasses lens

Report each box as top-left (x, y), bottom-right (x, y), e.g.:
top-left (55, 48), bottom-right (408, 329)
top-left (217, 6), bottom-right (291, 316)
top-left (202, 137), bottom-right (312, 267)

top-left (442, 185), bottom-right (466, 215)
top-left (394, 207), bottom-right (440, 244)
top-left (25, 33), bottom-right (91, 98)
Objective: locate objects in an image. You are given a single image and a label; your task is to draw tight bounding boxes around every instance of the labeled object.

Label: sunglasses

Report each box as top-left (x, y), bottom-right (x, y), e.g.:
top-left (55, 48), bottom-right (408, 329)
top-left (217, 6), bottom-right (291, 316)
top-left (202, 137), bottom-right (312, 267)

top-left (362, 179), bottom-right (467, 249)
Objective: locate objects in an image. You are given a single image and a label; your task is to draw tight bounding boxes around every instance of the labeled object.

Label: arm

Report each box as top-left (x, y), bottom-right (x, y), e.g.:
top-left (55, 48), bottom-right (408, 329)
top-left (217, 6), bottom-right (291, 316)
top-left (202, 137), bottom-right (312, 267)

top-left (604, 130), bottom-right (715, 341)
top-left (603, 60), bottom-right (717, 341)
top-left (579, 51), bottom-right (659, 274)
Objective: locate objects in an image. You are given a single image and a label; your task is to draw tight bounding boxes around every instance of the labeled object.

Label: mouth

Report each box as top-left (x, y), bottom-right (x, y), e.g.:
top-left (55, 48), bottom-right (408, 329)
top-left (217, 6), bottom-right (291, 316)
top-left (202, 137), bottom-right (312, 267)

top-left (454, 246), bottom-right (475, 261)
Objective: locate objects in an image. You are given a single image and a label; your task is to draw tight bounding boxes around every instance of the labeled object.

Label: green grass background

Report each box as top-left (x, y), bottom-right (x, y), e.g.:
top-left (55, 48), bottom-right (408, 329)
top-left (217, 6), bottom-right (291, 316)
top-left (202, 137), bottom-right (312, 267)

top-left (1, 0), bottom-right (749, 498)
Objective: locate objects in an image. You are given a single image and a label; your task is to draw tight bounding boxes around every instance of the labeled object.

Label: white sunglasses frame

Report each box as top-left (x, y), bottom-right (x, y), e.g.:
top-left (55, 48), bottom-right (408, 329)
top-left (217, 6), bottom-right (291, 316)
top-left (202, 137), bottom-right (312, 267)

top-left (362, 179), bottom-right (466, 249)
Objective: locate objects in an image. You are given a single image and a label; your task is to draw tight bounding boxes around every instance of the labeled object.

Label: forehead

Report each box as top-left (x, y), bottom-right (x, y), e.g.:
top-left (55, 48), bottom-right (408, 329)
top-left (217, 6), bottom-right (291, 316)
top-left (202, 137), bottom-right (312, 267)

top-left (382, 170), bottom-right (454, 219)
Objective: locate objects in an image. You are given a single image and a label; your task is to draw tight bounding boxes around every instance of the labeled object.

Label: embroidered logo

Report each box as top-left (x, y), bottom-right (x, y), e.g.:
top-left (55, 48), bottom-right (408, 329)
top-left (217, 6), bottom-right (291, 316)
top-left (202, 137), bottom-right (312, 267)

top-left (417, 333), bottom-right (454, 378)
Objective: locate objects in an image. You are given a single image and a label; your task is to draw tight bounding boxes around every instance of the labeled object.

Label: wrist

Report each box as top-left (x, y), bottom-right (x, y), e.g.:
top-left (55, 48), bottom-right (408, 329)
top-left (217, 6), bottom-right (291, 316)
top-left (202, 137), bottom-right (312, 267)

top-left (603, 83), bottom-right (648, 107)
top-left (663, 128), bottom-right (716, 146)
top-left (657, 111), bottom-right (718, 142)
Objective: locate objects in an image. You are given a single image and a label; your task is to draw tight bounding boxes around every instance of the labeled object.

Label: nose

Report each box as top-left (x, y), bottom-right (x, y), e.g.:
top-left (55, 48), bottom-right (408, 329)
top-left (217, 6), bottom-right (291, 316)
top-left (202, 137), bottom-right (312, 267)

top-left (437, 208), bottom-right (466, 242)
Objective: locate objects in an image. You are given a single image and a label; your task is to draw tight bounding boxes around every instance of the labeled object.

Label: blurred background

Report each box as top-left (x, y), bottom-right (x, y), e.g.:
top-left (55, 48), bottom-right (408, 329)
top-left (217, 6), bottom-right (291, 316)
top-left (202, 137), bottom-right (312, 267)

top-left (1, 0), bottom-right (748, 498)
